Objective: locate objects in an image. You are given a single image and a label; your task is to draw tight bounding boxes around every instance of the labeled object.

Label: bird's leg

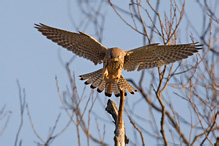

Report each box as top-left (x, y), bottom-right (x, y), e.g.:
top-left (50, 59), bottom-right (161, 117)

top-left (103, 69), bottom-right (110, 82)
top-left (102, 64), bottom-right (122, 83)
top-left (114, 68), bottom-right (122, 82)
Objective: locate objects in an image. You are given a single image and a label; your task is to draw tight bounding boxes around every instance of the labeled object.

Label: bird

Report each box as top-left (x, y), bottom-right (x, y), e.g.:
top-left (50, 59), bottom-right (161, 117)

top-left (35, 23), bottom-right (202, 97)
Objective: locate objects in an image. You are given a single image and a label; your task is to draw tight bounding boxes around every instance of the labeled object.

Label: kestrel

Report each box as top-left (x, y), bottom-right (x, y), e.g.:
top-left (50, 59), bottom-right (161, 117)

top-left (35, 23), bottom-right (202, 97)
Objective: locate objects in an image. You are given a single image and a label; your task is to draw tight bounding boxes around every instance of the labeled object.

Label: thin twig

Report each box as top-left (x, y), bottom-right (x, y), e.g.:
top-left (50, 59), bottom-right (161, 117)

top-left (128, 116), bottom-right (145, 145)
top-left (15, 80), bottom-right (26, 146)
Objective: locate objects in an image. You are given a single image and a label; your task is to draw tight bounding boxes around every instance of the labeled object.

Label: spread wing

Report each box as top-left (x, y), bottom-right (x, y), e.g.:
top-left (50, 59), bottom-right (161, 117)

top-left (124, 43), bottom-right (202, 71)
top-left (35, 23), bottom-right (107, 65)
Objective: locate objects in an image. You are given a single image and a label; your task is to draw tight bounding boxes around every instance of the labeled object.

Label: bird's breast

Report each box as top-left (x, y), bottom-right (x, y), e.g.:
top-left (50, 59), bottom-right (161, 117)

top-left (107, 60), bottom-right (121, 75)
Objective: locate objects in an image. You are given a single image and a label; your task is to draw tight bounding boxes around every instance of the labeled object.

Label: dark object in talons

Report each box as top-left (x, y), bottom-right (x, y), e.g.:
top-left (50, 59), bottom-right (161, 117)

top-left (124, 92), bottom-right (127, 96)
top-left (90, 85), bottom-right (96, 89)
top-left (105, 92), bottom-right (112, 97)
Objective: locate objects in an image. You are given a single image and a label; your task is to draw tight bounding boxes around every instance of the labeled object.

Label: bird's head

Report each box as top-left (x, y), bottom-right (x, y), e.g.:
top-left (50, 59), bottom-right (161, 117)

top-left (108, 47), bottom-right (125, 62)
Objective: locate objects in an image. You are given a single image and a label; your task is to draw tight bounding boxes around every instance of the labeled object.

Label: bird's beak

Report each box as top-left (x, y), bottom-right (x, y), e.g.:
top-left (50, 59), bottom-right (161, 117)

top-left (113, 58), bottom-right (119, 61)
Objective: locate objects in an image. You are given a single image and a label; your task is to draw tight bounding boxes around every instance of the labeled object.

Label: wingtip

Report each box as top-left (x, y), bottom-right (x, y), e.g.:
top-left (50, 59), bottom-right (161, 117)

top-left (34, 23), bottom-right (46, 30)
top-left (196, 45), bottom-right (203, 50)
top-left (34, 23), bottom-right (40, 29)
top-left (192, 42), bottom-right (203, 49)
top-left (34, 23), bottom-right (48, 29)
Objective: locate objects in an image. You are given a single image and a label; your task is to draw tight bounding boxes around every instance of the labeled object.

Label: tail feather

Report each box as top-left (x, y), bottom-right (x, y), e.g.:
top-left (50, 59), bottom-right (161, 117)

top-left (79, 69), bottom-right (102, 80)
top-left (91, 77), bottom-right (103, 88)
top-left (105, 82), bottom-right (113, 97)
top-left (79, 69), bottom-right (137, 97)
top-left (119, 75), bottom-right (137, 95)
top-left (97, 80), bottom-right (105, 93)
top-left (113, 82), bottom-right (120, 97)
top-left (85, 73), bottom-right (102, 84)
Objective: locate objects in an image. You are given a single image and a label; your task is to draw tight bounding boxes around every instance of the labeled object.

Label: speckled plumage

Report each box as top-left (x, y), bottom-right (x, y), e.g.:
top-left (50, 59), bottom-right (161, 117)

top-left (35, 23), bottom-right (202, 97)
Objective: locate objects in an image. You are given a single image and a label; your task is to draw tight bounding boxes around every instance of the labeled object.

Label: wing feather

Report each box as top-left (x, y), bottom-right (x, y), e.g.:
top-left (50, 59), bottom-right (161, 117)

top-left (124, 43), bottom-right (202, 71)
top-left (35, 23), bottom-right (107, 65)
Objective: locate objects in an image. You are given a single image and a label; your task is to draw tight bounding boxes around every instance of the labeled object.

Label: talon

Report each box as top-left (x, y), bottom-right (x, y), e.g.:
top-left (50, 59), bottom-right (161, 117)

top-left (104, 74), bottom-right (109, 79)
top-left (115, 76), bottom-right (120, 82)
top-left (104, 74), bottom-right (109, 81)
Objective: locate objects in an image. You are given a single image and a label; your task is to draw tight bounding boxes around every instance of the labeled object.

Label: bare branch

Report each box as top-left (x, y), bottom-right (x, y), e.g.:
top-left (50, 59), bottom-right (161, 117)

top-left (105, 98), bottom-right (129, 145)
top-left (15, 80), bottom-right (26, 146)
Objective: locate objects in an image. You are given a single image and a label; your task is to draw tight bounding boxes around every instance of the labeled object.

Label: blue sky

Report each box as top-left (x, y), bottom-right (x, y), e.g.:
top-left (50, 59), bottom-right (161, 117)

top-left (0, 0), bottom-right (216, 145)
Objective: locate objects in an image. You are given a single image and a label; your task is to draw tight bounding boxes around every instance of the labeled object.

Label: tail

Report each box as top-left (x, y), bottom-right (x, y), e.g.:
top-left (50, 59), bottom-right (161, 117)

top-left (79, 69), bottom-right (137, 97)
top-left (104, 75), bottom-right (138, 97)
top-left (79, 69), bottom-right (106, 93)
